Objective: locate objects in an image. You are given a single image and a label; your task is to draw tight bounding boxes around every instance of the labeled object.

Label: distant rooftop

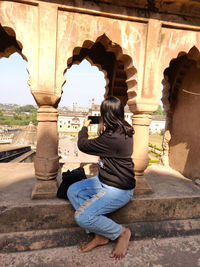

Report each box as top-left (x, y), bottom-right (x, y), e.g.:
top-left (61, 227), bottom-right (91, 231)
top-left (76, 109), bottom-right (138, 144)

top-left (12, 122), bottom-right (37, 148)
top-left (152, 115), bottom-right (166, 121)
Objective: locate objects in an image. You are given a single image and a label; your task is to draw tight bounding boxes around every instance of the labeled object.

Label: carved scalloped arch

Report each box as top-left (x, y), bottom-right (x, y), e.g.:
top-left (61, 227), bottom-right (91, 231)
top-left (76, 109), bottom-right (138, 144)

top-left (0, 26), bottom-right (23, 57)
top-left (85, 56), bottom-right (110, 99)
top-left (161, 46), bottom-right (200, 166)
top-left (64, 34), bottom-right (137, 106)
top-left (63, 55), bottom-right (110, 99)
top-left (161, 46), bottom-right (200, 114)
top-left (0, 23), bottom-right (31, 87)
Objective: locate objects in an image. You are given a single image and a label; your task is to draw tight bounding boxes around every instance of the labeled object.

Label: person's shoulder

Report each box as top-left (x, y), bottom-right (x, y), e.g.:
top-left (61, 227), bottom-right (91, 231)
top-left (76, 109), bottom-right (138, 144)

top-left (114, 130), bottom-right (133, 141)
top-left (98, 130), bottom-right (115, 140)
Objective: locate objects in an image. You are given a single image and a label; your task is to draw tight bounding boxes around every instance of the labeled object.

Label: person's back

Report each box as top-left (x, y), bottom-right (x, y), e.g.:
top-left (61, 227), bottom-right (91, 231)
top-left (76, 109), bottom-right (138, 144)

top-left (78, 128), bottom-right (135, 189)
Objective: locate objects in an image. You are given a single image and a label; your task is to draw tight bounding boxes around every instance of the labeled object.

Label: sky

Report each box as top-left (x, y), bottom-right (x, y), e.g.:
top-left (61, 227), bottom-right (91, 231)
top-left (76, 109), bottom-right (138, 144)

top-left (0, 53), bottom-right (106, 107)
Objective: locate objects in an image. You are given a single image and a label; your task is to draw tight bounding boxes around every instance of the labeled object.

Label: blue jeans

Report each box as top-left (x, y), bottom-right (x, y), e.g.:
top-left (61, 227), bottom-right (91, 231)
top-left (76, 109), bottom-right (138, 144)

top-left (67, 175), bottom-right (134, 240)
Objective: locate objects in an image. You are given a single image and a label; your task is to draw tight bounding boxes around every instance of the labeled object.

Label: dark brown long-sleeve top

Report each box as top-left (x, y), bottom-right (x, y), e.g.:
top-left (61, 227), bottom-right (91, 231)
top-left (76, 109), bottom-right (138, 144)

top-left (78, 126), bottom-right (135, 190)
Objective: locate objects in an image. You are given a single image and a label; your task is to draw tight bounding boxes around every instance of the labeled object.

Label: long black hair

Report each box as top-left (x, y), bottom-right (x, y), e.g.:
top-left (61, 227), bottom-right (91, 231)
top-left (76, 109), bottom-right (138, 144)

top-left (98, 96), bottom-right (134, 137)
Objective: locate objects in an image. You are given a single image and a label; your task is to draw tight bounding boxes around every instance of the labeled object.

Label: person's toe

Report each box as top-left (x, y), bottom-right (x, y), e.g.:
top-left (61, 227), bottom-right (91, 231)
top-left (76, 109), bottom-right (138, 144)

top-left (110, 251), bottom-right (115, 258)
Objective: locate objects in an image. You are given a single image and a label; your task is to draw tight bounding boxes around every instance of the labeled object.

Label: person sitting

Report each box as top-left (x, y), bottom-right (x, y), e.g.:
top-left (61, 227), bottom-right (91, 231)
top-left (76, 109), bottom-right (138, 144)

top-left (67, 96), bottom-right (135, 260)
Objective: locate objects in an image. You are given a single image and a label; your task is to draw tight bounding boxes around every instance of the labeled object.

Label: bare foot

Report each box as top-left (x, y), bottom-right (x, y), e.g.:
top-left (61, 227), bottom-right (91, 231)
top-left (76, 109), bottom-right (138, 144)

top-left (79, 234), bottom-right (109, 253)
top-left (110, 226), bottom-right (131, 260)
top-left (79, 235), bottom-right (93, 250)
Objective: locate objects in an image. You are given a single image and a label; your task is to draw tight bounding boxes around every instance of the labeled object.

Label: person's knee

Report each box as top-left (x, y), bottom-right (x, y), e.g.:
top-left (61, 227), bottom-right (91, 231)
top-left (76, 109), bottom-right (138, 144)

top-left (75, 209), bottom-right (86, 226)
top-left (75, 209), bottom-right (93, 228)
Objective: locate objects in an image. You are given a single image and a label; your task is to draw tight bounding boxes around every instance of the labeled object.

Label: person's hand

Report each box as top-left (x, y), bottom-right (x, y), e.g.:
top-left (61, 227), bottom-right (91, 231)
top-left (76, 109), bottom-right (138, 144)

top-left (83, 116), bottom-right (91, 127)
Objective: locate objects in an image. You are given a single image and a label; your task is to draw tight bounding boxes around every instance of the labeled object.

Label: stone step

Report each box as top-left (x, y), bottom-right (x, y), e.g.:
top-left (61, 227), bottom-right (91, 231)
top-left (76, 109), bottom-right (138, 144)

top-left (0, 146), bottom-right (31, 162)
top-left (1, 163), bottom-right (200, 234)
top-left (1, 235), bottom-right (200, 267)
top-left (10, 150), bottom-right (35, 163)
top-left (0, 218), bottom-right (200, 253)
top-left (1, 194), bottom-right (200, 234)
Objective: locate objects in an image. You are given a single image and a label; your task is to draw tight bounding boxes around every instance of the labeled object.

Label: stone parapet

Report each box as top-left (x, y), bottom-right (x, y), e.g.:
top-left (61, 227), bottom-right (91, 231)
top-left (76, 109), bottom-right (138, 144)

top-left (1, 195), bottom-right (200, 234)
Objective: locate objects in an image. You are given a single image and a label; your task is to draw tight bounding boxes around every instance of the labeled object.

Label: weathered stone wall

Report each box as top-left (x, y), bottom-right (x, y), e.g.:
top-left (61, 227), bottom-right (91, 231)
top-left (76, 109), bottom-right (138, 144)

top-left (158, 27), bottom-right (200, 83)
top-left (36, 0), bottom-right (200, 26)
top-left (56, 10), bottom-right (147, 98)
top-left (169, 62), bottom-right (200, 180)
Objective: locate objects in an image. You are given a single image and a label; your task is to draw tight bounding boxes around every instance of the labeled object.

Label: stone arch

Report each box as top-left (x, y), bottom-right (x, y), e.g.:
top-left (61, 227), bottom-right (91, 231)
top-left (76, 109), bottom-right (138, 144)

top-left (65, 34), bottom-right (137, 106)
top-left (0, 24), bottom-right (27, 61)
top-left (161, 46), bottom-right (200, 179)
top-left (0, 23), bottom-right (34, 104)
top-left (0, 23), bottom-right (31, 90)
top-left (161, 46), bottom-right (200, 116)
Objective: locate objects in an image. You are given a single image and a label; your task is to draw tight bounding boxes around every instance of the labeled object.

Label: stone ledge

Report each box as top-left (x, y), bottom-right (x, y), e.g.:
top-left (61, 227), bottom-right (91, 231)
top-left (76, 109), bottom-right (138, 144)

top-left (0, 195), bottom-right (200, 233)
top-left (0, 218), bottom-right (200, 253)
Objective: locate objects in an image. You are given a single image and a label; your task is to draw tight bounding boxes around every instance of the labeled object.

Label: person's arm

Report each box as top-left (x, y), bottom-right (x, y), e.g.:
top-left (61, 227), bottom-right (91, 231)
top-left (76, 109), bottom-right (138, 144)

top-left (78, 126), bottom-right (109, 156)
top-left (78, 115), bottom-right (111, 156)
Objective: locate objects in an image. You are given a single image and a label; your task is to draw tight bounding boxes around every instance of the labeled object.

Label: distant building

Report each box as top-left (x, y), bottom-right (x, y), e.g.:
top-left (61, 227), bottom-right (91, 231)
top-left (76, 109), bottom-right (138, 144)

top-left (2, 110), bottom-right (15, 116)
top-left (58, 101), bottom-right (133, 133)
top-left (124, 106), bottom-right (133, 125)
top-left (58, 111), bottom-right (87, 132)
top-left (0, 125), bottom-right (23, 144)
top-left (0, 134), bottom-right (13, 144)
top-left (150, 115), bottom-right (166, 133)
top-left (12, 121), bottom-right (37, 148)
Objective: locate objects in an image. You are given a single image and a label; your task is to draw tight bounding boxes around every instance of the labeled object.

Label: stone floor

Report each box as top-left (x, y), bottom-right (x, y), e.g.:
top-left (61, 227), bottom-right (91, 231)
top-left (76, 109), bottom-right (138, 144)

top-left (58, 135), bottom-right (98, 163)
top-left (0, 162), bottom-right (200, 205)
top-left (0, 234), bottom-right (200, 267)
top-left (0, 162), bottom-right (200, 266)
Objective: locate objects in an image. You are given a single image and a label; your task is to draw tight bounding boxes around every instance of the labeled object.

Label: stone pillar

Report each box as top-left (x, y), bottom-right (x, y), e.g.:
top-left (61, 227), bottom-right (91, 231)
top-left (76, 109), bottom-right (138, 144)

top-left (31, 93), bottom-right (60, 199)
top-left (30, 3), bottom-right (60, 199)
top-left (126, 19), bottom-right (162, 194)
top-left (132, 114), bottom-right (153, 194)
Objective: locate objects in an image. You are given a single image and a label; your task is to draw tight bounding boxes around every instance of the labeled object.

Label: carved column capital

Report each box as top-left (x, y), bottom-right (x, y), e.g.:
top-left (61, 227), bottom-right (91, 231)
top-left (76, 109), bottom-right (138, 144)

top-left (37, 106), bottom-right (58, 122)
top-left (128, 102), bottom-right (158, 115)
top-left (132, 114), bottom-right (152, 126)
top-left (32, 91), bottom-right (61, 108)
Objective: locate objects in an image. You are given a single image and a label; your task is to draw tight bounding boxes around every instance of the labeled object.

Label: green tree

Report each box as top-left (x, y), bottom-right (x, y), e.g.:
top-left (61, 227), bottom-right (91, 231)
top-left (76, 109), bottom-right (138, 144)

top-left (15, 105), bottom-right (37, 114)
top-left (14, 105), bottom-right (38, 125)
top-left (14, 114), bottom-right (22, 120)
top-left (0, 105), bottom-right (38, 126)
top-left (153, 105), bottom-right (165, 115)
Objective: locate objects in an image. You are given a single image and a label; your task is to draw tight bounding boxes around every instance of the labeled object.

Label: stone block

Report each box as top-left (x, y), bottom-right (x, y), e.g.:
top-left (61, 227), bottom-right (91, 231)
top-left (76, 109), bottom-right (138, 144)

top-left (31, 180), bottom-right (58, 199)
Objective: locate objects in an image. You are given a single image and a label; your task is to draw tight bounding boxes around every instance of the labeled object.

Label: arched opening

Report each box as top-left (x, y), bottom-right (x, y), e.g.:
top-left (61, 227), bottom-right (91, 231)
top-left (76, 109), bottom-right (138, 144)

top-left (0, 24), bottom-right (36, 161)
top-left (0, 53), bottom-right (34, 105)
top-left (161, 46), bottom-right (200, 180)
top-left (58, 58), bottom-right (106, 163)
top-left (66, 34), bottom-right (137, 107)
top-left (59, 59), bottom-right (106, 108)
top-left (148, 99), bottom-right (166, 165)
top-left (58, 34), bottom-right (137, 164)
